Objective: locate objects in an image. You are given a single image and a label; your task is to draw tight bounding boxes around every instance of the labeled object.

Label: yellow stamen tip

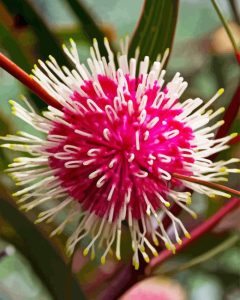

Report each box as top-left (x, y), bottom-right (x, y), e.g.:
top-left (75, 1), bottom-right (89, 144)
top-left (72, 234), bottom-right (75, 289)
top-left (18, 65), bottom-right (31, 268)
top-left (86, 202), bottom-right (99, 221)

top-left (165, 242), bottom-right (171, 250)
top-left (177, 238), bottom-right (182, 245)
top-left (218, 120), bottom-right (225, 126)
top-left (164, 48), bottom-right (170, 56)
top-left (134, 262), bottom-right (139, 270)
top-left (83, 248), bottom-right (89, 256)
top-left (186, 196), bottom-right (192, 205)
top-left (153, 237), bottom-right (159, 246)
top-left (207, 109), bottom-right (213, 115)
top-left (219, 107), bottom-right (225, 113)
top-left (191, 212), bottom-right (198, 219)
top-left (185, 232), bottom-right (191, 239)
top-left (230, 133), bottom-right (238, 138)
top-left (218, 88), bottom-right (224, 96)
top-left (143, 254), bottom-right (150, 263)
top-left (66, 250), bottom-right (73, 258)
top-left (164, 202), bottom-right (171, 207)
top-left (13, 158), bottom-right (20, 162)
top-left (220, 167), bottom-right (227, 172)
top-left (101, 256), bottom-right (106, 265)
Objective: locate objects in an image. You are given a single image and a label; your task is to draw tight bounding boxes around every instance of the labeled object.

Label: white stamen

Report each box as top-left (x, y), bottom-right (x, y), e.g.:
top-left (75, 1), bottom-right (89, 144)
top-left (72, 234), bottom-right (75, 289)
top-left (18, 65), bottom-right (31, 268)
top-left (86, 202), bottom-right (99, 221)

top-left (135, 130), bottom-right (140, 150)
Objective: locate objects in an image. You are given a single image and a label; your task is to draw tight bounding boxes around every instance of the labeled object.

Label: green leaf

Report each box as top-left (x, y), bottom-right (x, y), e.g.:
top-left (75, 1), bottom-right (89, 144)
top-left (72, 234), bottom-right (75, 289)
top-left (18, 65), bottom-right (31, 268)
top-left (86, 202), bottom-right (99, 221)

top-left (65, 0), bottom-right (115, 56)
top-left (129, 0), bottom-right (179, 63)
top-left (0, 13), bottom-right (46, 109)
top-left (160, 234), bottom-right (240, 275)
top-left (0, 20), bottom-right (31, 71)
top-left (0, 184), bottom-right (86, 300)
top-left (1, 0), bottom-right (69, 66)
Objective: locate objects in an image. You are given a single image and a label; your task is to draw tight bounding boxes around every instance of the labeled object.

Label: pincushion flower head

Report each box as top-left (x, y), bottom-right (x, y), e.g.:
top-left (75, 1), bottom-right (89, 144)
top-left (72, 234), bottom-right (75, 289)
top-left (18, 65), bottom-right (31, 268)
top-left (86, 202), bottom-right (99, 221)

top-left (1, 38), bottom-right (239, 269)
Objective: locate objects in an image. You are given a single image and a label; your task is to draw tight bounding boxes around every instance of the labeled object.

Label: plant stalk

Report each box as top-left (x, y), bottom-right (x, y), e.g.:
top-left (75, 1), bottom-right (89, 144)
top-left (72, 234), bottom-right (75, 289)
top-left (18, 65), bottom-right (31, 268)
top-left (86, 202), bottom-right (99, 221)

top-left (145, 197), bottom-right (239, 275)
top-left (0, 53), bottom-right (61, 109)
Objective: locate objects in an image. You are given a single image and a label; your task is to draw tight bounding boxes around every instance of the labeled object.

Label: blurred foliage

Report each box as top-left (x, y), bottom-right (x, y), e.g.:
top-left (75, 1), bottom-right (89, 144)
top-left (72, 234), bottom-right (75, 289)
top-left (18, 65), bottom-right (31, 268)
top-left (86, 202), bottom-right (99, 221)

top-left (0, 0), bottom-right (239, 300)
top-left (1, 0), bottom-right (69, 65)
top-left (0, 240), bottom-right (52, 300)
top-left (0, 184), bottom-right (85, 300)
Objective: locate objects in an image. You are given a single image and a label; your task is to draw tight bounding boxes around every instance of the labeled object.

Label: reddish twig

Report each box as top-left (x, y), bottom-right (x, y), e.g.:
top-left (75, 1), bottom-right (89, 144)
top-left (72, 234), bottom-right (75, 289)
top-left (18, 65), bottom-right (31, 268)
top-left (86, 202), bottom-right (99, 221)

top-left (145, 197), bottom-right (239, 275)
top-left (99, 264), bottom-right (138, 300)
top-left (215, 84), bottom-right (240, 140)
top-left (173, 173), bottom-right (240, 198)
top-left (0, 53), bottom-right (61, 109)
top-left (237, 52), bottom-right (240, 65)
top-left (211, 0), bottom-right (240, 65)
top-left (230, 134), bottom-right (240, 145)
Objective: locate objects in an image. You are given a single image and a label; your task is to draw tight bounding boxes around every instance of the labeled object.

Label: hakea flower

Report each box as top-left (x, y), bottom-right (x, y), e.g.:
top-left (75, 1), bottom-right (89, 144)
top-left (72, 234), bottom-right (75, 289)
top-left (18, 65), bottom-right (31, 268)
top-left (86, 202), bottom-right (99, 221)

top-left (1, 39), bottom-right (239, 269)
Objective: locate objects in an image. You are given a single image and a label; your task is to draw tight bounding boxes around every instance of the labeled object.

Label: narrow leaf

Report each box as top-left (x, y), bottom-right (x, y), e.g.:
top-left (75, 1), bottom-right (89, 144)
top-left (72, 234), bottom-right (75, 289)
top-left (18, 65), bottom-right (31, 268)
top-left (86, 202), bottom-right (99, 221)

top-left (129, 0), bottom-right (179, 63)
top-left (1, 0), bottom-right (69, 65)
top-left (0, 19), bottom-right (31, 71)
top-left (0, 184), bottom-right (86, 300)
top-left (65, 0), bottom-right (114, 56)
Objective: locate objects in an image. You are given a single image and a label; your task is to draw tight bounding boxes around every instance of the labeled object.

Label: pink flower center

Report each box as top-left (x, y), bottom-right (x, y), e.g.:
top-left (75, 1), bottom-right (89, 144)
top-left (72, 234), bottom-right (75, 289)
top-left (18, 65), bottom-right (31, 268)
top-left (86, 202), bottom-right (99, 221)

top-left (47, 75), bottom-right (195, 220)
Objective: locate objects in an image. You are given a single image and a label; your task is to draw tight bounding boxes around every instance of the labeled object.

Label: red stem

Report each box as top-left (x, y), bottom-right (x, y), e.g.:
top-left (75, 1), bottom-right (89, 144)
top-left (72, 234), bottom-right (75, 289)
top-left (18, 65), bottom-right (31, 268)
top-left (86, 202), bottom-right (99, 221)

top-left (215, 84), bottom-right (240, 140)
top-left (145, 197), bottom-right (239, 275)
top-left (173, 173), bottom-right (240, 197)
top-left (237, 52), bottom-right (240, 65)
top-left (230, 135), bottom-right (240, 145)
top-left (0, 53), bottom-right (61, 109)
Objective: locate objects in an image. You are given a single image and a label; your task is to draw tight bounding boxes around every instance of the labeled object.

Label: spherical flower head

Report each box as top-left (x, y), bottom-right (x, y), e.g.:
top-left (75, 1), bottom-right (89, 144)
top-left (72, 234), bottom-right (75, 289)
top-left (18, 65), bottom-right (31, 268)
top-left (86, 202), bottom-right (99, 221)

top-left (1, 38), bottom-right (238, 269)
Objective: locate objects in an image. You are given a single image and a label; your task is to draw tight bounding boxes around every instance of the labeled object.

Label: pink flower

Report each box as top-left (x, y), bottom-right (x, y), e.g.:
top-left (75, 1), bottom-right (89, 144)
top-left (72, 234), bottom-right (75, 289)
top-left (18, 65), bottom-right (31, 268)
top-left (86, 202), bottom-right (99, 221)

top-left (1, 39), bottom-right (238, 269)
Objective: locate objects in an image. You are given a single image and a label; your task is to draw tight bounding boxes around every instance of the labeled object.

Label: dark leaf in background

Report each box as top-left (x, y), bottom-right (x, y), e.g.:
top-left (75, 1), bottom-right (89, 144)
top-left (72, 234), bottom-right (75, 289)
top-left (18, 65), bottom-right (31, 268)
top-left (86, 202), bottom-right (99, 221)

top-left (0, 18), bottom-right (31, 71)
top-left (65, 0), bottom-right (115, 56)
top-left (0, 185), bottom-right (86, 300)
top-left (1, 0), bottom-right (69, 66)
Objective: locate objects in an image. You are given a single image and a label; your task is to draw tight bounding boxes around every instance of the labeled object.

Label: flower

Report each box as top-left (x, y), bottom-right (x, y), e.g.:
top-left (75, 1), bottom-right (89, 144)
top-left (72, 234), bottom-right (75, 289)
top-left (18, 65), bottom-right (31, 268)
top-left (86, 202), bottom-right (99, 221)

top-left (1, 39), bottom-right (239, 269)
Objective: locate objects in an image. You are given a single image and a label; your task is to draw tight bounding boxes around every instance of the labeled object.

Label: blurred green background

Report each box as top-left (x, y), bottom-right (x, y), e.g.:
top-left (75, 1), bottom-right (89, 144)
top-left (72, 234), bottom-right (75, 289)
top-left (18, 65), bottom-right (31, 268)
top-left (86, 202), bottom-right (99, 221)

top-left (0, 0), bottom-right (239, 299)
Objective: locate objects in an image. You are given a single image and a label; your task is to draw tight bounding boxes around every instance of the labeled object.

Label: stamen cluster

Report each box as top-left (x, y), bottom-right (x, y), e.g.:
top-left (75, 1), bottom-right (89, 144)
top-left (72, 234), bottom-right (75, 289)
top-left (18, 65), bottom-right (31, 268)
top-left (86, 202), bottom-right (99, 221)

top-left (1, 39), bottom-right (238, 269)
